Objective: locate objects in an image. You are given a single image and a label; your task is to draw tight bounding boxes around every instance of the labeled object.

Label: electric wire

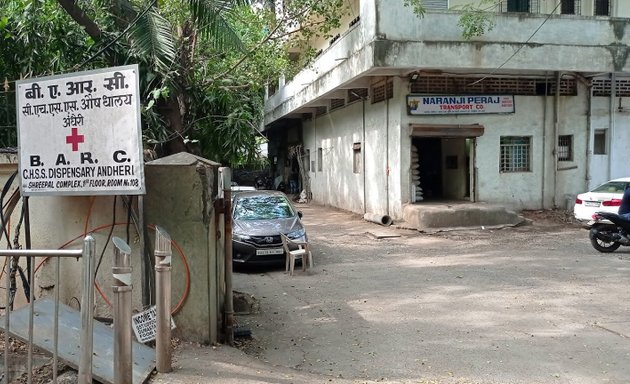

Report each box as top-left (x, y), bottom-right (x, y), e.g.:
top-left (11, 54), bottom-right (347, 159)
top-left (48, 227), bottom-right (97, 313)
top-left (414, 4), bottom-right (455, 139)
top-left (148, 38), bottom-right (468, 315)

top-left (468, 0), bottom-right (563, 86)
top-left (94, 196), bottom-right (117, 279)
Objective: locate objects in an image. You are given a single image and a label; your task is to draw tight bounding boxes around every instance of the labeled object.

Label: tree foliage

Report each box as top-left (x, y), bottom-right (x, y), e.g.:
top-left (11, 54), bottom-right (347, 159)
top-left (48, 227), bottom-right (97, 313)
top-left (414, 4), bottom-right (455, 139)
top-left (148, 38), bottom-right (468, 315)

top-left (403, 0), bottom-right (496, 39)
top-left (0, 0), bottom-right (349, 166)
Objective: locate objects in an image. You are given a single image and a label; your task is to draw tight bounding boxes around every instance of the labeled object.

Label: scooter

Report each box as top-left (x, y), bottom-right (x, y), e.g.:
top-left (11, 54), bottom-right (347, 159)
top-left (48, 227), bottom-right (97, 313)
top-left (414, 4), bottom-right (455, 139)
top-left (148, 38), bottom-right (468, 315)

top-left (586, 211), bottom-right (630, 253)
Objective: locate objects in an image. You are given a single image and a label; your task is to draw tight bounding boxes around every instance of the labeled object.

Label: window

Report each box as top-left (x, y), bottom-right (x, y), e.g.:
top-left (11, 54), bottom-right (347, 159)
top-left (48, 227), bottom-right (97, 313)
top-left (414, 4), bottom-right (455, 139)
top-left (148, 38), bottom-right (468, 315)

top-left (558, 135), bottom-right (573, 161)
top-left (305, 149), bottom-right (310, 172)
top-left (594, 129), bottom-right (607, 154)
top-left (317, 147), bottom-right (323, 172)
top-left (560, 0), bottom-right (578, 14)
top-left (507, 0), bottom-right (530, 12)
top-left (500, 136), bottom-right (531, 172)
top-left (424, 0), bottom-right (448, 10)
top-left (594, 0), bottom-right (610, 15)
top-left (353, 143), bottom-right (361, 174)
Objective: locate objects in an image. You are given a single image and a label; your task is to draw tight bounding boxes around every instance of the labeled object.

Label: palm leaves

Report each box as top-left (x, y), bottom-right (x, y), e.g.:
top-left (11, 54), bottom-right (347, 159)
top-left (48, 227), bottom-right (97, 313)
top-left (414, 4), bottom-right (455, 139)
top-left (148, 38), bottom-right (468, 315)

top-left (128, 5), bottom-right (176, 72)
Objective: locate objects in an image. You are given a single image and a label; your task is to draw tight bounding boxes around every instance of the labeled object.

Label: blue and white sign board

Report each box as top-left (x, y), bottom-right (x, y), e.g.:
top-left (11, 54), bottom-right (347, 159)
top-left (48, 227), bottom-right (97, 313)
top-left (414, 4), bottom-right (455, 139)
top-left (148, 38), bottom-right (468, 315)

top-left (16, 64), bottom-right (145, 196)
top-left (407, 94), bottom-right (515, 115)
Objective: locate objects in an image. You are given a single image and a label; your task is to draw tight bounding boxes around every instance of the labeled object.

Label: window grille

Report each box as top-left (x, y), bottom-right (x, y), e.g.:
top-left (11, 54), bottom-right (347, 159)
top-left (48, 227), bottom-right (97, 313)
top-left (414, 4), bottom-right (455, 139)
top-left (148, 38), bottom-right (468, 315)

top-left (500, 136), bottom-right (531, 172)
top-left (501, 0), bottom-right (540, 13)
top-left (330, 98), bottom-right (345, 111)
top-left (560, 0), bottom-right (581, 15)
top-left (410, 76), bottom-right (576, 96)
top-left (315, 106), bottom-right (327, 117)
top-left (348, 88), bottom-right (368, 102)
top-left (594, 0), bottom-right (610, 16)
top-left (424, 0), bottom-right (447, 10)
top-left (557, 135), bottom-right (573, 161)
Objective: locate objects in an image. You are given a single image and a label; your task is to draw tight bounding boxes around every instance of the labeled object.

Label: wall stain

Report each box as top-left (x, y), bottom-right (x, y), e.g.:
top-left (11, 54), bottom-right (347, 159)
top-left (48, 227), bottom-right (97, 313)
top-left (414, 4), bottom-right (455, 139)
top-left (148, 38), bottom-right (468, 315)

top-left (610, 19), bottom-right (628, 41)
top-left (606, 43), bottom-right (630, 72)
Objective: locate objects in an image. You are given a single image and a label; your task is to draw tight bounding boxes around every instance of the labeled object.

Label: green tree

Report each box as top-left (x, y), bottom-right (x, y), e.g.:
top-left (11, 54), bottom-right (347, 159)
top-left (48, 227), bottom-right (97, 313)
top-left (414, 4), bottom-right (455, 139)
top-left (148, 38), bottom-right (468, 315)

top-left (0, 0), bottom-right (349, 165)
top-left (404, 0), bottom-right (496, 39)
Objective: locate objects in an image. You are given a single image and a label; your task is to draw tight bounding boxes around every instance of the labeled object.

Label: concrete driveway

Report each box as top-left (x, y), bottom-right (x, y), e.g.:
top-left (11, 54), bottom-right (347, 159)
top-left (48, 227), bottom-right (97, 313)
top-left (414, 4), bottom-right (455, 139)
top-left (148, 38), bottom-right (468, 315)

top-left (231, 204), bottom-right (630, 384)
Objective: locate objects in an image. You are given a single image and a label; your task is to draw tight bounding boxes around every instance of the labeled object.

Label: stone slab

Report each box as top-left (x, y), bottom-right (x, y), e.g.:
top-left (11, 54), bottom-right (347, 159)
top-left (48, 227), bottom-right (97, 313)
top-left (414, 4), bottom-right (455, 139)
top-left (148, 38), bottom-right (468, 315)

top-left (0, 297), bottom-right (155, 384)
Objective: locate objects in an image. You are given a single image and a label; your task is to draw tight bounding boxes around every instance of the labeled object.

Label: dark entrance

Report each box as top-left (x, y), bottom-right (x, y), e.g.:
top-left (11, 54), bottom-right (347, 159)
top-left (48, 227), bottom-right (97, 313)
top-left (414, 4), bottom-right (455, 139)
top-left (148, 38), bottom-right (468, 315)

top-left (412, 137), bottom-right (442, 200)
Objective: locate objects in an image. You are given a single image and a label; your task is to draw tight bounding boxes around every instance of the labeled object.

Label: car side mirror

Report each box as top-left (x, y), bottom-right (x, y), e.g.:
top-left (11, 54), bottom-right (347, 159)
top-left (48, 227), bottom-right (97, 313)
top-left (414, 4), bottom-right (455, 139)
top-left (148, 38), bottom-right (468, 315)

top-left (297, 211), bottom-right (303, 219)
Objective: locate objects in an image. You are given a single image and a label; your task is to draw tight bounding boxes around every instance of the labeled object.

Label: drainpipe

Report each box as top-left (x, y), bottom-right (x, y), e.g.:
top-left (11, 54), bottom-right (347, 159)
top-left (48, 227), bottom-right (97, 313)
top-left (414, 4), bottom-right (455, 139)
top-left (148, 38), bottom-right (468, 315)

top-left (585, 80), bottom-right (594, 191)
top-left (362, 95), bottom-right (367, 214)
top-left (553, 71), bottom-right (561, 208)
top-left (385, 78), bottom-right (390, 216)
top-left (541, 73), bottom-right (548, 208)
top-left (609, 73), bottom-right (616, 180)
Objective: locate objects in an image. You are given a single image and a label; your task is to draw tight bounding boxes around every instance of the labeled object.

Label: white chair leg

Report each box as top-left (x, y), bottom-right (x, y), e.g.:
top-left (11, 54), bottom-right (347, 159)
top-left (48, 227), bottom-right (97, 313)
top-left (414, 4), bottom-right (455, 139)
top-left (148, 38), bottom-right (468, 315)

top-left (308, 251), bottom-right (313, 268)
top-left (289, 254), bottom-right (295, 276)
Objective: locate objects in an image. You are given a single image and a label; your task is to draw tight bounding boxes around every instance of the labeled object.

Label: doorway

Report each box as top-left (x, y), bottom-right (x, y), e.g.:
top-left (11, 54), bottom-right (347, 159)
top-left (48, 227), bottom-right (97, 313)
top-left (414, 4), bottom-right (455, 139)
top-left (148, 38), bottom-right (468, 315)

top-left (411, 137), bottom-right (473, 202)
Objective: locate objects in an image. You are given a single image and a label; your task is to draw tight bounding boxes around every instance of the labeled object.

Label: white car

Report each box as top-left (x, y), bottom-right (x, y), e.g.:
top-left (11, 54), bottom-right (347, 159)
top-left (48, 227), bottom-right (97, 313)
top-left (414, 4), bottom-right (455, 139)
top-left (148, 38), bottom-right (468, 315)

top-left (574, 177), bottom-right (630, 221)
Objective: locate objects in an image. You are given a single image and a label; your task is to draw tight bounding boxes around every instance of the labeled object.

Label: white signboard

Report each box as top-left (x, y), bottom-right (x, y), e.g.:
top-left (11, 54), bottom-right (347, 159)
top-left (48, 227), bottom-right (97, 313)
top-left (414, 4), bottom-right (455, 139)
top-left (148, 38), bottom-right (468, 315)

top-left (131, 305), bottom-right (176, 343)
top-left (16, 65), bottom-right (145, 196)
top-left (407, 95), bottom-right (515, 115)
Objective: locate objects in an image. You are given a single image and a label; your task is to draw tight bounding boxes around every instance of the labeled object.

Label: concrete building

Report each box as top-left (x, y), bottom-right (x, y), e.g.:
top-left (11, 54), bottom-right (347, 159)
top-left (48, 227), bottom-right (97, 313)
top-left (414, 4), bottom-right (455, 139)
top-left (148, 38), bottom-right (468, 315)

top-left (263, 0), bottom-right (630, 221)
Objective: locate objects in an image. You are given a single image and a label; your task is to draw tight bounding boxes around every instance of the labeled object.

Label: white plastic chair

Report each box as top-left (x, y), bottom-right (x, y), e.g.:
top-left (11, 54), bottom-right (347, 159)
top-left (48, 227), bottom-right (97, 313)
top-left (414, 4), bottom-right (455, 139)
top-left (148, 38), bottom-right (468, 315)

top-left (280, 233), bottom-right (312, 276)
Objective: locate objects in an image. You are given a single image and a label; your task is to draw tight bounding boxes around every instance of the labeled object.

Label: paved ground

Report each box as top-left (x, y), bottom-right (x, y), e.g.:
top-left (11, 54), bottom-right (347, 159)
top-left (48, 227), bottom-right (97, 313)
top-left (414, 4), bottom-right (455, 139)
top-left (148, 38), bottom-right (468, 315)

top-left (153, 203), bottom-right (630, 384)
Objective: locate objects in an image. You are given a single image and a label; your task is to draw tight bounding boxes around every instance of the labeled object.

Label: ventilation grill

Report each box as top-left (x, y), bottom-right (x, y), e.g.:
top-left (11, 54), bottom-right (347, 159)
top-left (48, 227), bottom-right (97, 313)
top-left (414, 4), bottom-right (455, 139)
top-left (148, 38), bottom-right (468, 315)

top-left (424, 0), bottom-right (448, 9)
top-left (329, 34), bottom-right (341, 46)
top-left (592, 79), bottom-right (630, 97)
top-left (348, 88), bottom-right (368, 102)
top-left (330, 98), bottom-right (345, 111)
top-left (315, 106), bottom-right (327, 117)
top-left (371, 82), bottom-right (394, 104)
top-left (410, 76), bottom-right (577, 96)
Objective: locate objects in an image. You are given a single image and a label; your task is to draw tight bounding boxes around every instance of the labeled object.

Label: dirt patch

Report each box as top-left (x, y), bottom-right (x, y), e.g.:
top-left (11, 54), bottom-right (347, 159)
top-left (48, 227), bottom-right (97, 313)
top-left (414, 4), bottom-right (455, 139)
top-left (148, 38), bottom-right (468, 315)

top-left (0, 331), bottom-right (72, 384)
top-left (519, 208), bottom-right (582, 227)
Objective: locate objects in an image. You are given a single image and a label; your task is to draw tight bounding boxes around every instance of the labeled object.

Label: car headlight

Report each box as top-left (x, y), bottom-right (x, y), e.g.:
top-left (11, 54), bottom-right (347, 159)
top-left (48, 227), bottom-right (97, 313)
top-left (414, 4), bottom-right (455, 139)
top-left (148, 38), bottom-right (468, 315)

top-left (233, 232), bottom-right (251, 241)
top-left (287, 228), bottom-right (306, 240)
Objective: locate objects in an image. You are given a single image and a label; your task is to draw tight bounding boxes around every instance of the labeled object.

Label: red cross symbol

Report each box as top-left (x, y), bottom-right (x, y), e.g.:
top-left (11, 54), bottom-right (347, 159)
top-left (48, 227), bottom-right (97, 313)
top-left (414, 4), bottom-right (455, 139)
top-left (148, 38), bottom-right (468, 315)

top-left (66, 127), bottom-right (84, 152)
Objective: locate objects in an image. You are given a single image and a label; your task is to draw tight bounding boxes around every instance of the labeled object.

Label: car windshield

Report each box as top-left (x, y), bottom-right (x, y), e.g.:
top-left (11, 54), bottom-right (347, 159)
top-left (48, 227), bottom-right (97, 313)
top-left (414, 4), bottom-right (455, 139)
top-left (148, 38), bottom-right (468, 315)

top-left (233, 195), bottom-right (295, 220)
top-left (592, 181), bottom-right (630, 193)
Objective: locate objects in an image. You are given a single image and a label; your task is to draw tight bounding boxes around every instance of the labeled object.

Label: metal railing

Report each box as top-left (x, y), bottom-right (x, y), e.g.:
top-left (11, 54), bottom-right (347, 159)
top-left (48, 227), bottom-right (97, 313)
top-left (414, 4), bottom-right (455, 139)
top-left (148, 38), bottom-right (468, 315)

top-left (1, 236), bottom-right (95, 384)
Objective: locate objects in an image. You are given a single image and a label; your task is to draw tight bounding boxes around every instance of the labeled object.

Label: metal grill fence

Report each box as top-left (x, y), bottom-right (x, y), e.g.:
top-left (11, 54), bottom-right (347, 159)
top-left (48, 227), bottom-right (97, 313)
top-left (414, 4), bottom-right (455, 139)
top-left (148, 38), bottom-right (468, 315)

top-left (0, 79), bottom-right (18, 149)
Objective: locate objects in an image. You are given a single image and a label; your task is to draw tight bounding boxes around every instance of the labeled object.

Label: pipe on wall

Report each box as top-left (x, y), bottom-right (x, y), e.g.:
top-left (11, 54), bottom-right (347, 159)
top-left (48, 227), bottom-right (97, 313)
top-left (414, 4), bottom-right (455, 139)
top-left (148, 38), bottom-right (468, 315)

top-left (608, 73), bottom-right (616, 180)
top-left (362, 96), bottom-right (367, 214)
top-left (385, 77), bottom-right (390, 216)
top-left (553, 71), bottom-right (561, 208)
top-left (541, 72), bottom-right (549, 208)
top-left (585, 79), bottom-right (593, 191)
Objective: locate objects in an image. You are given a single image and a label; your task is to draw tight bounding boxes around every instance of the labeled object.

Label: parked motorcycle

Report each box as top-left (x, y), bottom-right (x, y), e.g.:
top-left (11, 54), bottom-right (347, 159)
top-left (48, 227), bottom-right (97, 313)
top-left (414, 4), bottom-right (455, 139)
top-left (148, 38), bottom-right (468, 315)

top-left (587, 211), bottom-right (630, 252)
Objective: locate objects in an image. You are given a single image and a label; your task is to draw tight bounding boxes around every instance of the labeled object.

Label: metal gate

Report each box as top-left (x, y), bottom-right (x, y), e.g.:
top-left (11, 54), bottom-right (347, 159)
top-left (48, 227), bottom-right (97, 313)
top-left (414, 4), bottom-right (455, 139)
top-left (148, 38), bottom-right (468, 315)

top-left (1, 236), bottom-right (96, 384)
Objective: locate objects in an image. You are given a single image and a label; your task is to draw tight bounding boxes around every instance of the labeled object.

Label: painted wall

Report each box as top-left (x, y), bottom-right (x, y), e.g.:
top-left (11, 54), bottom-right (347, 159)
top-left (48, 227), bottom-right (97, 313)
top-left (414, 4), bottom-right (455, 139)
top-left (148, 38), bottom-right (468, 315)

top-left (0, 154), bottom-right (225, 344)
top-left (303, 78), bottom-right (599, 217)
top-left (303, 85), bottom-right (403, 217)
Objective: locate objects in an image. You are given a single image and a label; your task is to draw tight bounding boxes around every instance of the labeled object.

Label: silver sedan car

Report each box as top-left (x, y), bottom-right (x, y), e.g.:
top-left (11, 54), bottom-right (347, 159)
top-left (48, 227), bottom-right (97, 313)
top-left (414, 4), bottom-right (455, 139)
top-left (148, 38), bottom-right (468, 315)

top-left (231, 190), bottom-right (307, 265)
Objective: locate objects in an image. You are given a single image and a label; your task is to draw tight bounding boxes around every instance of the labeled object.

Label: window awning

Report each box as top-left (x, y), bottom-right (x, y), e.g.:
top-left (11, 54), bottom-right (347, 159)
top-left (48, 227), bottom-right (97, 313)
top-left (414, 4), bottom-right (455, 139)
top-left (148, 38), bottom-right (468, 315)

top-left (410, 123), bottom-right (484, 138)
